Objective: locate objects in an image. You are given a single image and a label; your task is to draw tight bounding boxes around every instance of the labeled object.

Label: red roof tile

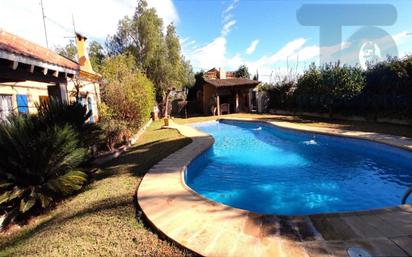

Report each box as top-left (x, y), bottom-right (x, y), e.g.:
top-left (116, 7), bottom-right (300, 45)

top-left (0, 29), bottom-right (78, 71)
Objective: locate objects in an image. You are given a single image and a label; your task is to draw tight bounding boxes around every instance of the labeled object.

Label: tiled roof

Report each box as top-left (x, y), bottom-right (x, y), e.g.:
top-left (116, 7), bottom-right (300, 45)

top-left (0, 29), bottom-right (78, 71)
top-left (204, 78), bottom-right (260, 88)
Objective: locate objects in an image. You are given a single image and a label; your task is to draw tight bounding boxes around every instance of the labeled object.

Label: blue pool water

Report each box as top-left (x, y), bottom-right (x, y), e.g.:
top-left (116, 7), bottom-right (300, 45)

top-left (185, 120), bottom-right (412, 215)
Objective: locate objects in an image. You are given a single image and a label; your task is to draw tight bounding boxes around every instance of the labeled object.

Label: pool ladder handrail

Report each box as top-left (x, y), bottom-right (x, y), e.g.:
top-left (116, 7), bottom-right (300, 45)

top-left (401, 186), bottom-right (412, 205)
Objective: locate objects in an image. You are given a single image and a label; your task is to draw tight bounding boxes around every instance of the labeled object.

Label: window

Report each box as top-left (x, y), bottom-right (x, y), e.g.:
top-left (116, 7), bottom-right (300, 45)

top-left (16, 94), bottom-right (28, 114)
top-left (0, 95), bottom-right (13, 121)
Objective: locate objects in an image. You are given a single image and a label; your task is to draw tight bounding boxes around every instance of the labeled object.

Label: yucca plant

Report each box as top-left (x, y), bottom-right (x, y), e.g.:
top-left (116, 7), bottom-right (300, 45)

top-left (0, 115), bottom-right (87, 225)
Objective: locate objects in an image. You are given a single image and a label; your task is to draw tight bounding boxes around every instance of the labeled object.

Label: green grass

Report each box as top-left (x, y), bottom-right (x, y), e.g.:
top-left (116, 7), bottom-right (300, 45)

top-left (0, 121), bottom-right (192, 257)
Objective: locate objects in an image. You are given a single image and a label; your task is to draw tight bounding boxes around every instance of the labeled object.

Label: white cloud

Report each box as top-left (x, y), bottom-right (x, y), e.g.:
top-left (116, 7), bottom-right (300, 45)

top-left (246, 39), bottom-right (259, 55)
top-left (221, 20), bottom-right (236, 36)
top-left (180, 37), bottom-right (190, 45)
top-left (220, 0), bottom-right (238, 37)
top-left (183, 0), bottom-right (240, 70)
top-left (181, 39), bottom-right (196, 48)
top-left (190, 37), bottom-right (227, 68)
top-left (268, 38), bottom-right (306, 62)
top-left (395, 31), bottom-right (412, 58)
top-left (295, 45), bottom-right (320, 61)
top-left (223, 0), bottom-right (239, 14)
top-left (223, 13), bottom-right (234, 24)
top-left (0, 0), bottom-right (179, 48)
top-left (393, 31), bottom-right (409, 44)
top-left (147, 0), bottom-right (179, 27)
top-left (186, 36), bottom-right (313, 81)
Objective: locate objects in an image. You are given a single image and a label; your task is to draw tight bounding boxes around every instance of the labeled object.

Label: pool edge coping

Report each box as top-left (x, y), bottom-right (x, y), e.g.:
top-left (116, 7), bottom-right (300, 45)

top-left (137, 117), bottom-right (412, 257)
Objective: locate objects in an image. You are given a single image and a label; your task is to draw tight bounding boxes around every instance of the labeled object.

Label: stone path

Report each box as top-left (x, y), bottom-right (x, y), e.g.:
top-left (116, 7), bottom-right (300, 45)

top-left (137, 119), bottom-right (412, 257)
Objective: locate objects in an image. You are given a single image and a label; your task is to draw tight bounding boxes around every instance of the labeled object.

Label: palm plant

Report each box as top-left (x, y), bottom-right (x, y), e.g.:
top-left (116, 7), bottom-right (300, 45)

top-left (36, 99), bottom-right (103, 151)
top-left (36, 99), bottom-right (91, 129)
top-left (0, 115), bottom-right (87, 225)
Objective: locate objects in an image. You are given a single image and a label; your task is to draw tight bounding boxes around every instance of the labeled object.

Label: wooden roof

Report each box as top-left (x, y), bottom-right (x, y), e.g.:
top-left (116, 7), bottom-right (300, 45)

top-left (0, 29), bottom-right (79, 72)
top-left (204, 78), bottom-right (260, 88)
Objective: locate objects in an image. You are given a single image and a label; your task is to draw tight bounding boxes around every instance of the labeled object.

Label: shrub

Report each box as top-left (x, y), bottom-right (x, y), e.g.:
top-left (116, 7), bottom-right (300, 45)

top-left (0, 115), bottom-right (87, 224)
top-left (365, 56), bottom-right (412, 117)
top-left (99, 119), bottom-right (131, 151)
top-left (316, 62), bottom-right (364, 114)
top-left (262, 80), bottom-right (296, 111)
top-left (260, 56), bottom-right (412, 120)
top-left (293, 62), bottom-right (365, 115)
top-left (295, 63), bottom-right (323, 111)
top-left (101, 54), bottom-right (155, 128)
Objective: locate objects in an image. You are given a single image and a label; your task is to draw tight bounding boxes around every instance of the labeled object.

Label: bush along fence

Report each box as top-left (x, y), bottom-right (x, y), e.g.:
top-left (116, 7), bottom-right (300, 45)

top-left (259, 56), bottom-right (412, 123)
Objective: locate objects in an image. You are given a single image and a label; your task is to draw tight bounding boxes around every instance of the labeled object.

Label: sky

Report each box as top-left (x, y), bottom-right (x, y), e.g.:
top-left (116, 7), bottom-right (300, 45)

top-left (1, 0), bottom-right (412, 82)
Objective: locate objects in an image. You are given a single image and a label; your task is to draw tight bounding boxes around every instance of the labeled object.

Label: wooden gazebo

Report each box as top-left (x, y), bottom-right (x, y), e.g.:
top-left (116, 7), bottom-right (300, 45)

top-left (202, 78), bottom-right (260, 115)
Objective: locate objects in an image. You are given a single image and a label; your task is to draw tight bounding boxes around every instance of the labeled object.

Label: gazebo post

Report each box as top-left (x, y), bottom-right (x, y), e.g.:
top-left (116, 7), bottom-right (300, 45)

top-left (216, 94), bottom-right (221, 116)
top-left (235, 91), bottom-right (239, 113)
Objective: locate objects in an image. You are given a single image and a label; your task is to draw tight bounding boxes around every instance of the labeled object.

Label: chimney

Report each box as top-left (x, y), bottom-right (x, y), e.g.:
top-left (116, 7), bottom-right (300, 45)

top-left (75, 32), bottom-right (95, 74)
top-left (219, 67), bottom-right (226, 79)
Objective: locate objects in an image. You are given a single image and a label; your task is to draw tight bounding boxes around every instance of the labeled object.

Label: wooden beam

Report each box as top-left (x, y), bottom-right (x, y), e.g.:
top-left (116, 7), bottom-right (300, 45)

top-left (43, 67), bottom-right (48, 75)
top-left (11, 61), bottom-right (18, 70)
top-left (53, 70), bottom-right (59, 77)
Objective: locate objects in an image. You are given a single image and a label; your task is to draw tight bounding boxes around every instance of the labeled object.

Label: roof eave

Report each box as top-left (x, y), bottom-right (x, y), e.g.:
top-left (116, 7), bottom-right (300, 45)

top-left (0, 49), bottom-right (78, 75)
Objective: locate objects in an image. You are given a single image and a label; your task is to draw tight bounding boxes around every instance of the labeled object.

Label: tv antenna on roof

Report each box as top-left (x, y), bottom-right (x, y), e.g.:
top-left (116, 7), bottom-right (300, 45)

top-left (40, 0), bottom-right (49, 48)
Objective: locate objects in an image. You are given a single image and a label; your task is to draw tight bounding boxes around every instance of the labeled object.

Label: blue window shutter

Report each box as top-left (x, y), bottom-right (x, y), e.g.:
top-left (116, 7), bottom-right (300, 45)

top-left (16, 94), bottom-right (28, 114)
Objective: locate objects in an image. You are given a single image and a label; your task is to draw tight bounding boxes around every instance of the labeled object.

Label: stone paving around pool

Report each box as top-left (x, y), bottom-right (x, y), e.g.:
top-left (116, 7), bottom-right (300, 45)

top-left (137, 118), bottom-right (412, 257)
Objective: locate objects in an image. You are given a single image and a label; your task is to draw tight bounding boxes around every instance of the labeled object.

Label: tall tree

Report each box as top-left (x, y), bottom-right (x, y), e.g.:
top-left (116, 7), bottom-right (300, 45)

top-left (105, 16), bottom-right (137, 57)
top-left (88, 41), bottom-right (105, 71)
top-left (234, 65), bottom-right (251, 79)
top-left (105, 0), bottom-right (195, 106)
top-left (165, 24), bottom-right (183, 89)
top-left (56, 41), bottom-right (77, 61)
top-left (181, 58), bottom-right (195, 88)
top-left (135, 0), bottom-right (167, 101)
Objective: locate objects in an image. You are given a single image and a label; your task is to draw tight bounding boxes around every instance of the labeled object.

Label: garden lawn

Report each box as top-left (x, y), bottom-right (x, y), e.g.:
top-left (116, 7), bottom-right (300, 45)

top-left (0, 121), bottom-right (192, 257)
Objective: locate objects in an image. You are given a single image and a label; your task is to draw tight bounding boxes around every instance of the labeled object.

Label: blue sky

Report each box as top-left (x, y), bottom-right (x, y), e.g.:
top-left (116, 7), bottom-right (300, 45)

top-left (1, 0), bottom-right (411, 81)
top-left (175, 0), bottom-right (412, 81)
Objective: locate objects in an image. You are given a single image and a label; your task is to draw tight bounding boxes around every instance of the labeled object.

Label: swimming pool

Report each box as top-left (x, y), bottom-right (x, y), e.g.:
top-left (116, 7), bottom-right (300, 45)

top-left (185, 120), bottom-right (412, 215)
